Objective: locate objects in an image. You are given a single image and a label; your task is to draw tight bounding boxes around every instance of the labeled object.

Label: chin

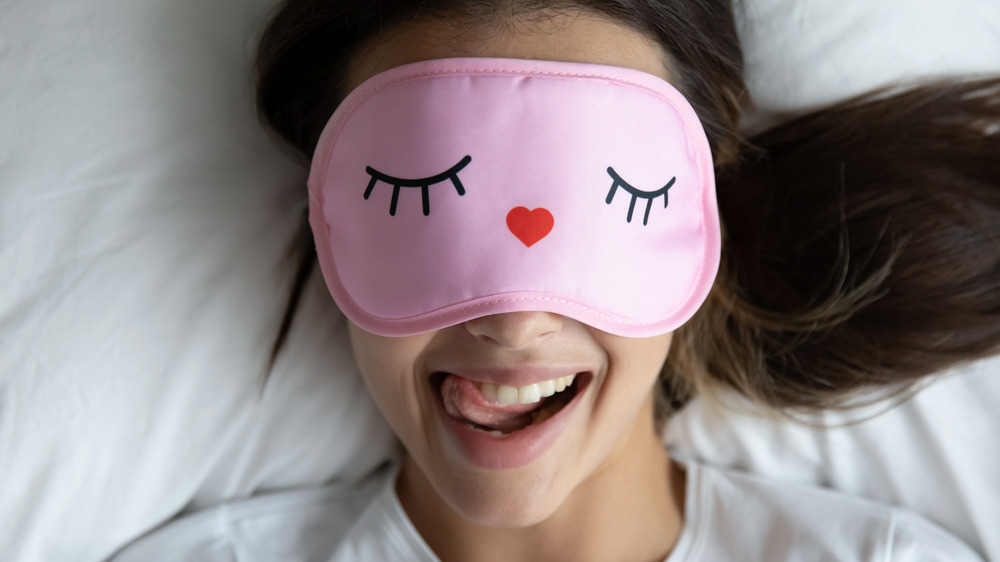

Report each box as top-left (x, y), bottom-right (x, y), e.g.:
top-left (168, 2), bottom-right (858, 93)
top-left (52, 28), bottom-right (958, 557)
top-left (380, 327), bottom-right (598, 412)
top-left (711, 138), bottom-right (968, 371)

top-left (438, 469), bottom-right (570, 528)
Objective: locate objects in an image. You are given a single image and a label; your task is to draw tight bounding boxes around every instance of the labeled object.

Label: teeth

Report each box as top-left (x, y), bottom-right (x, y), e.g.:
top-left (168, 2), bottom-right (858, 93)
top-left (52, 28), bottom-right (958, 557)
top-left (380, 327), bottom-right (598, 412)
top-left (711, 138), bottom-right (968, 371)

top-left (497, 385), bottom-right (519, 405)
top-left (518, 384), bottom-right (541, 404)
top-left (537, 379), bottom-right (555, 397)
top-left (481, 382), bottom-right (499, 402)
top-left (484, 375), bottom-right (579, 406)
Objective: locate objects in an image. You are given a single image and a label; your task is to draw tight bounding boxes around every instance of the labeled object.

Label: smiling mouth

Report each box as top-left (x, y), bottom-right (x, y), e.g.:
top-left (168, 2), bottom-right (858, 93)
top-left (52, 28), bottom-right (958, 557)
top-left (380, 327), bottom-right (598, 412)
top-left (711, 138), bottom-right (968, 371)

top-left (432, 372), bottom-right (585, 435)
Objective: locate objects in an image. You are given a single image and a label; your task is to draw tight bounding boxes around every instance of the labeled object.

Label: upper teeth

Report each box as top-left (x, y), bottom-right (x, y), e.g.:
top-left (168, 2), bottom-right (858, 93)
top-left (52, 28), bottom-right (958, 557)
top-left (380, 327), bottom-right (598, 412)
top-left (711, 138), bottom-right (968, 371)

top-left (479, 374), bottom-right (577, 406)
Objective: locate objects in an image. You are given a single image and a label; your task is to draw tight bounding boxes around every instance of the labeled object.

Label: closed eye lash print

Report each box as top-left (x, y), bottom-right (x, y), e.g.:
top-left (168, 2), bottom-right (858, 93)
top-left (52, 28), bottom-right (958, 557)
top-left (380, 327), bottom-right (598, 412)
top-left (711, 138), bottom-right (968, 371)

top-left (364, 155), bottom-right (472, 216)
top-left (605, 166), bottom-right (676, 225)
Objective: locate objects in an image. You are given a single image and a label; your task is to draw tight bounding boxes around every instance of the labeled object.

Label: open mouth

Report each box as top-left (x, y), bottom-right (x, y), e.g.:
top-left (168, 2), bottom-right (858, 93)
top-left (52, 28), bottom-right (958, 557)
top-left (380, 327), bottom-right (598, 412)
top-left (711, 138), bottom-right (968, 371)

top-left (431, 372), bottom-right (587, 436)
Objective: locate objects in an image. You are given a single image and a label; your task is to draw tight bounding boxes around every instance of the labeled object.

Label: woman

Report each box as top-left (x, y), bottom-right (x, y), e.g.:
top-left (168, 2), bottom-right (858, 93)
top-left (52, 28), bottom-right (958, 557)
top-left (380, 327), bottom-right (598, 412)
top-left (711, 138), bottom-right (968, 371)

top-left (114, 0), bottom-right (1000, 559)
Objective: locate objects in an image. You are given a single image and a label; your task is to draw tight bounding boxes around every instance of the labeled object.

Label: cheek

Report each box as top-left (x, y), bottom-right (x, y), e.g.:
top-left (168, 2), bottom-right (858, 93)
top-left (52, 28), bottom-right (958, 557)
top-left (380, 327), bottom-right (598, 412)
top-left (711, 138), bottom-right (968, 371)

top-left (347, 326), bottom-right (432, 430)
top-left (608, 332), bottom-right (673, 390)
top-left (587, 332), bottom-right (672, 426)
top-left (593, 333), bottom-right (672, 430)
top-left (567, 332), bottom-right (671, 479)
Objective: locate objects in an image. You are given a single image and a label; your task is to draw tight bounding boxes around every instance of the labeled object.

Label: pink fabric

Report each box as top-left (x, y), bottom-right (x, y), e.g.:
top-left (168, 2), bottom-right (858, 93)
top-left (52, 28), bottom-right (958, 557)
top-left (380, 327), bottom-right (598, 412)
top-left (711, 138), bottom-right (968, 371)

top-left (308, 58), bottom-right (719, 337)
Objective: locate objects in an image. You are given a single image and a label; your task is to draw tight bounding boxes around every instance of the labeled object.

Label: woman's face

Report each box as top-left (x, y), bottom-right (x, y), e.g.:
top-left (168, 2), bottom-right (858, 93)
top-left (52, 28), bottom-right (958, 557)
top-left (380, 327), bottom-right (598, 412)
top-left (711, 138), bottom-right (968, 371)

top-left (346, 11), bottom-right (675, 527)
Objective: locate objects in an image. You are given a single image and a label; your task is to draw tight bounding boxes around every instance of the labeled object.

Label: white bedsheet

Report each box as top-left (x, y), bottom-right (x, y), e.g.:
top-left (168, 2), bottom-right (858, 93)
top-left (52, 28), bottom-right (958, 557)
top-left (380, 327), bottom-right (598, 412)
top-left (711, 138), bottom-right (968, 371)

top-left (667, 358), bottom-right (1000, 560)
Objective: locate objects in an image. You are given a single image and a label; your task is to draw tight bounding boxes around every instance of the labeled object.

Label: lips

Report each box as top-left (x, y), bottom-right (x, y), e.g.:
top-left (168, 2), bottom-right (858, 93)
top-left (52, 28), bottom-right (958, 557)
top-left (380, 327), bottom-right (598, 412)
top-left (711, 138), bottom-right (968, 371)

top-left (430, 369), bottom-right (589, 469)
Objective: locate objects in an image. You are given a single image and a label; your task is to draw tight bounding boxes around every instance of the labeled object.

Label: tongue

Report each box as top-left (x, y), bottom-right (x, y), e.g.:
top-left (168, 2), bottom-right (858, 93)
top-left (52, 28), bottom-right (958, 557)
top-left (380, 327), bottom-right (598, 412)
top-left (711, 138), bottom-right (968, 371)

top-left (441, 374), bottom-right (544, 432)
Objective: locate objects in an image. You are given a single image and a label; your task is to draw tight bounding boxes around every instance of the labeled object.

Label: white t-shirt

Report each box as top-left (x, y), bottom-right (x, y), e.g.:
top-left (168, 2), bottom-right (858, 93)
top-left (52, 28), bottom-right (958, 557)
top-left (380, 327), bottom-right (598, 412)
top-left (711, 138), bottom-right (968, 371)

top-left (110, 460), bottom-right (983, 561)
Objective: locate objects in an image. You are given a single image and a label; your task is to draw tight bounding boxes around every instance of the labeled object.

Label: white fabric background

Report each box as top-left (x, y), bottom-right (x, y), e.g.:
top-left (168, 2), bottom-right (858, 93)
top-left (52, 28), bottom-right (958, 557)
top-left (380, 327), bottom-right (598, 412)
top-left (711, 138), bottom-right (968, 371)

top-left (666, 359), bottom-right (1000, 560)
top-left (0, 2), bottom-right (398, 560)
top-left (1, 0), bottom-right (997, 560)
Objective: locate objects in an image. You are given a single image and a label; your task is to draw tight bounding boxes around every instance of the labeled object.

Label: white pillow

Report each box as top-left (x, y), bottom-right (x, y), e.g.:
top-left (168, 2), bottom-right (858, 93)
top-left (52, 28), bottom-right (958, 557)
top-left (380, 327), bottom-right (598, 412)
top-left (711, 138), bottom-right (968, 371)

top-left (0, 1), bottom-right (395, 560)
top-left (737, 0), bottom-right (1000, 131)
top-left (1, 0), bottom-right (996, 560)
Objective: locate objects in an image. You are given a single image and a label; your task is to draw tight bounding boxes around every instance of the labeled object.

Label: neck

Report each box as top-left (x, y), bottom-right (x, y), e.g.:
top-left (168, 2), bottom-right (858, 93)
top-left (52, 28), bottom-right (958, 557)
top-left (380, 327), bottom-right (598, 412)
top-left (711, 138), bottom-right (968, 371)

top-left (398, 402), bottom-right (685, 562)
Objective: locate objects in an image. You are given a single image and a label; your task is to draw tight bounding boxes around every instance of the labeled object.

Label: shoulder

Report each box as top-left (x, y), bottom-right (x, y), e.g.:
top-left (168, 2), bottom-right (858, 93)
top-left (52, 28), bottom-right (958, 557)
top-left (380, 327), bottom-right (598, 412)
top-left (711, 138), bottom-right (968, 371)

top-left (109, 467), bottom-right (390, 562)
top-left (676, 462), bottom-right (982, 562)
top-left (887, 509), bottom-right (985, 562)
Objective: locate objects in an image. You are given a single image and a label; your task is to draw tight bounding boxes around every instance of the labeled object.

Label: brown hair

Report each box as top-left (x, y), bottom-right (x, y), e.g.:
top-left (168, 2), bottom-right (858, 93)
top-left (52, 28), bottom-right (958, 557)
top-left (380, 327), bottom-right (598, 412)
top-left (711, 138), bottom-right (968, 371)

top-left (254, 0), bottom-right (1000, 420)
top-left (668, 77), bottom-right (1000, 416)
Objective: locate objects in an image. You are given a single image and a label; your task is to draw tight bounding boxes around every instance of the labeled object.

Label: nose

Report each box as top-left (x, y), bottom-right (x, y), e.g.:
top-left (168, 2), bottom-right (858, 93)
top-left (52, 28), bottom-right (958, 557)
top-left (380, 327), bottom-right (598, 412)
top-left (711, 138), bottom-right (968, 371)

top-left (463, 311), bottom-right (564, 349)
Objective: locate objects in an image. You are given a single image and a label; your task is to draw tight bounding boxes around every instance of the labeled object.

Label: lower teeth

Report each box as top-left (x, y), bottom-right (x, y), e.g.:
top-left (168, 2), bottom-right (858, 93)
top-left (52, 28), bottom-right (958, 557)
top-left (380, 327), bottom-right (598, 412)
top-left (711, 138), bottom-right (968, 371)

top-left (464, 421), bottom-right (508, 437)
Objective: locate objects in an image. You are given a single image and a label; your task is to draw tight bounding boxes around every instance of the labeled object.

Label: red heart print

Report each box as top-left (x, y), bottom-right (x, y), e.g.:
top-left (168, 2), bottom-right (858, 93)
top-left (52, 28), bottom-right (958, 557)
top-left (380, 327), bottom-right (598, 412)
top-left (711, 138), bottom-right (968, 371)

top-left (506, 207), bottom-right (554, 247)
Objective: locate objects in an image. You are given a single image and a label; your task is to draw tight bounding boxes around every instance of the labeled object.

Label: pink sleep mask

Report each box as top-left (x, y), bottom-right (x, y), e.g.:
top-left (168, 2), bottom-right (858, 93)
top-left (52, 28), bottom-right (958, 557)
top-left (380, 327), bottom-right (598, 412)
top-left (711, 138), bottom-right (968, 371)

top-left (308, 57), bottom-right (720, 338)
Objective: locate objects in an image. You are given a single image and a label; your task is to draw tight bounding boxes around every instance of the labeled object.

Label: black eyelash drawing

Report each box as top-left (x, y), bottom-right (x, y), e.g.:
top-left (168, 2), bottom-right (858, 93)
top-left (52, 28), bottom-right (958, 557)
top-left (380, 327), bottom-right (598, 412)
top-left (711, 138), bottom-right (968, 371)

top-left (364, 155), bottom-right (472, 216)
top-left (605, 167), bottom-right (676, 226)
